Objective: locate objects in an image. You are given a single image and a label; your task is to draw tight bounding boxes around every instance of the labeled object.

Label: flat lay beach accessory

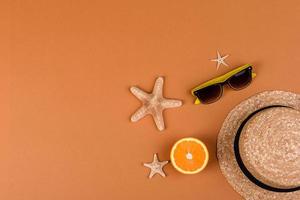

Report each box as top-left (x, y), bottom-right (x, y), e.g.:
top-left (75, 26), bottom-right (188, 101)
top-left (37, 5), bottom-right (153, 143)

top-left (170, 137), bottom-right (209, 174)
top-left (210, 51), bottom-right (229, 70)
top-left (217, 91), bottom-right (300, 200)
top-left (130, 77), bottom-right (182, 131)
top-left (191, 64), bottom-right (256, 105)
top-left (143, 153), bottom-right (169, 179)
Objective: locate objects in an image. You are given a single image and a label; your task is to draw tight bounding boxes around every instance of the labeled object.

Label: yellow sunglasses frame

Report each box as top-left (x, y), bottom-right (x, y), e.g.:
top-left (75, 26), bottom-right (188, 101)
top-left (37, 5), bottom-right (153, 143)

top-left (191, 64), bottom-right (256, 105)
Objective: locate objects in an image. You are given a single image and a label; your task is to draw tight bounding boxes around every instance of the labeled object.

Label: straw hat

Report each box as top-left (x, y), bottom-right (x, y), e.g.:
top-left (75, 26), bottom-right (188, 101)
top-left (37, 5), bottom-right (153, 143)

top-left (217, 91), bottom-right (300, 200)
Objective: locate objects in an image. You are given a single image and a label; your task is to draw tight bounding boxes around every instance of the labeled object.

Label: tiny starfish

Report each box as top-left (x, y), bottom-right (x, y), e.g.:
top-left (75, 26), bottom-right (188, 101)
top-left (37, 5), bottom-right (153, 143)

top-left (143, 153), bottom-right (169, 178)
top-left (130, 77), bottom-right (182, 131)
top-left (210, 51), bottom-right (229, 70)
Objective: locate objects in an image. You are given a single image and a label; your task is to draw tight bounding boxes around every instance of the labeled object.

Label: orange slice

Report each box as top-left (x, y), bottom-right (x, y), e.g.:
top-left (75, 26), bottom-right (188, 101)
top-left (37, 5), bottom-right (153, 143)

top-left (170, 137), bottom-right (209, 174)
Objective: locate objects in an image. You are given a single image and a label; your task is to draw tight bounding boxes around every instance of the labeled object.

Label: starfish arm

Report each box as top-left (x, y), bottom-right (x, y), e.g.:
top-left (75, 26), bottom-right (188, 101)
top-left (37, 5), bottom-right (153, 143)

top-left (153, 153), bottom-right (158, 162)
top-left (161, 161), bottom-right (169, 166)
top-left (131, 106), bottom-right (148, 122)
top-left (152, 109), bottom-right (165, 131)
top-left (223, 54), bottom-right (229, 59)
top-left (210, 58), bottom-right (218, 62)
top-left (161, 99), bottom-right (182, 108)
top-left (130, 86), bottom-right (151, 101)
top-left (157, 169), bottom-right (166, 177)
top-left (217, 51), bottom-right (221, 58)
top-left (221, 60), bottom-right (229, 66)
top-left (153, 77), bottom-right (164, 97)
top-left (148, 170), bottom-right (156, 179)
top-left (143, 163), bottom-right (152, 168)
top-left (216, 62), bottom-right (221, 70)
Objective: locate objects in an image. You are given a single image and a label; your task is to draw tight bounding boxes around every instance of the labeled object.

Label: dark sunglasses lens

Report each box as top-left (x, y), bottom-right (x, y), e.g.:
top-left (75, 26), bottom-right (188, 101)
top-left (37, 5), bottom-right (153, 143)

top-left (194, 84), bottom-right (222, 104)
top-left (228, 67), bottom-right (252, 90)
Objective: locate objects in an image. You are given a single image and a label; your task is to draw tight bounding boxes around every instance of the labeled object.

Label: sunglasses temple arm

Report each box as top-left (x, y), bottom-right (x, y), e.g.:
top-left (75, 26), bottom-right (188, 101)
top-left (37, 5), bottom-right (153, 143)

top-left (194, 98), bottom-right (201, 105)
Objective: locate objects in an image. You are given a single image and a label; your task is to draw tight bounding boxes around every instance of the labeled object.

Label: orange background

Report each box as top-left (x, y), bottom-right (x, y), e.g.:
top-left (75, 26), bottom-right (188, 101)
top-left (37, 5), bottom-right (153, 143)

top-left (2, 0), bottom-right (300, 199)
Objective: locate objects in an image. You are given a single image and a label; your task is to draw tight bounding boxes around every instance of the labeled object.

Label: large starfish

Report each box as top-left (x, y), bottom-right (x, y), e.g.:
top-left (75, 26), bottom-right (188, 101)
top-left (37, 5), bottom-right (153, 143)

top-left (130, 77), bottom-right (182, 131)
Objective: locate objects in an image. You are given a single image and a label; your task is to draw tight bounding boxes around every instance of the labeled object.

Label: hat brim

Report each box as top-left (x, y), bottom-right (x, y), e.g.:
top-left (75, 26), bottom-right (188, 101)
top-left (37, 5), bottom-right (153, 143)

top-left (217, 90), bottom-right (300, 200)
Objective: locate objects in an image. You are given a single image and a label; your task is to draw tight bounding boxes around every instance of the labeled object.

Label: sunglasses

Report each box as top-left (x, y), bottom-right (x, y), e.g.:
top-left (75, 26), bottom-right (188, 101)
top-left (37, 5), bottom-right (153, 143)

top-left (191, 64), bottom-right (256, 104)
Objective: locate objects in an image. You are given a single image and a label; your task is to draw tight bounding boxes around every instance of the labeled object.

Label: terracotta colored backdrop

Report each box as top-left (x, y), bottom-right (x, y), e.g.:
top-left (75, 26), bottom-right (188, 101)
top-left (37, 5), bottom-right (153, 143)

top-left (2, 0), bottom-right (300, 199)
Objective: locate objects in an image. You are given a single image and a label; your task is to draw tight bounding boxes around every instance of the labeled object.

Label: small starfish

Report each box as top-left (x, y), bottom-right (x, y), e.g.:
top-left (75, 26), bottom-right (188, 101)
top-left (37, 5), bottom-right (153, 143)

top-left (210, 51), bottom-right (229, 70)
top-left (130, 77), bottom-right (182, 131)
top-left (143, 153), bottom-right (169, 178)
